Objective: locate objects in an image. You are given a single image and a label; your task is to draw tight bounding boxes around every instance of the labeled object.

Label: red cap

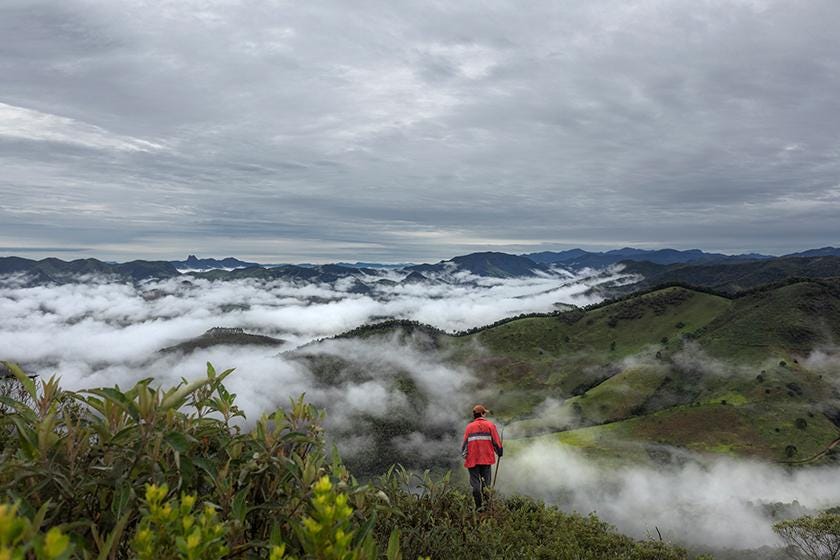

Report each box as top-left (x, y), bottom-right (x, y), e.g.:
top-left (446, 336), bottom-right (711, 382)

top-left (472, 404), bottom-right (489, 415)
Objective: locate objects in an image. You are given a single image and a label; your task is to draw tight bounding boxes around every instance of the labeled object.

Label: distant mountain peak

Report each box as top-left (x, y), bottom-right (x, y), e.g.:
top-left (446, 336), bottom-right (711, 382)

top-left (406, 251), bottom-right (544, 279)
top-left (171, 255), bottom-right (260, 271)
top-left (783, 247), bottom-right (840, 258)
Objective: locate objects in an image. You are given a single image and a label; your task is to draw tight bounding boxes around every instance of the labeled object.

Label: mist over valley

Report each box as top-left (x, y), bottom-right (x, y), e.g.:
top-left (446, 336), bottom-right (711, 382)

top-left (4, 248), bottom-right (840, 556)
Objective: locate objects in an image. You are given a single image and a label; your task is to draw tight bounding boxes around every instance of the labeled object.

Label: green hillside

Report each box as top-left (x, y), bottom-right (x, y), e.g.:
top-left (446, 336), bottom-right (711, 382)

top-left (697, 280), bottom-right (840, 360)
top-left (311, 279), bottom-right (840, 468)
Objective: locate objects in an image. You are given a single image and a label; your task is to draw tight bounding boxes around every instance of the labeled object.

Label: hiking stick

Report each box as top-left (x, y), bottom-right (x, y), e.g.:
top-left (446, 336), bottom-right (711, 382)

top-left (492, 425), bottom-right (504, 488)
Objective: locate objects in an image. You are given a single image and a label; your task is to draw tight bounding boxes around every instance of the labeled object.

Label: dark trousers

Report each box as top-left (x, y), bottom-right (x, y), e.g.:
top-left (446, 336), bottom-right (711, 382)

top-left (468, 465), bottom-right (492, 509)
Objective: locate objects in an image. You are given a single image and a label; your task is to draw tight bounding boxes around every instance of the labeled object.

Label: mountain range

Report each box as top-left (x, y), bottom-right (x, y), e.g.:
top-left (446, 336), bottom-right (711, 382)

top-left (2, 247), bottom-right (840, 297)
top-left (523, 246), bottom-right (840, 268)
top-left (524, 248), bottom-right (773, 268)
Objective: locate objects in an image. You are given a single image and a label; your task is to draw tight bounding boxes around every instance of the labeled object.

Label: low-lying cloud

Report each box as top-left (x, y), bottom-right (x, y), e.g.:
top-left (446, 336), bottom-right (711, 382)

top-left (504, 441), bottom-right (840, 550)
top-left (0, 270), bottom-right (610, 377)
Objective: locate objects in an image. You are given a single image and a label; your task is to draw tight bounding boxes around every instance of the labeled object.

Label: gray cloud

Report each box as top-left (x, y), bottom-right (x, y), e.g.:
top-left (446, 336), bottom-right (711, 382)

top-left (1, 0), bottom-right (839, 261)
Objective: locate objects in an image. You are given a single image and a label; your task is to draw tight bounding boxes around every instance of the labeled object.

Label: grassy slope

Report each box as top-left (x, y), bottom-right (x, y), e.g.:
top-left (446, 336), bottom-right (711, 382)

top-left (698, 280), bottom-right (840, 361)
top-left (301, 279), bottom-right (840, 467)
top-left (621, 255), bottom-right (840, 294)
top-left (447, 280), bottom-right (840, 464)
top-left (448, 288), bottom-right (732, 417)
top-left (515, 401), bottom-right (839, 463)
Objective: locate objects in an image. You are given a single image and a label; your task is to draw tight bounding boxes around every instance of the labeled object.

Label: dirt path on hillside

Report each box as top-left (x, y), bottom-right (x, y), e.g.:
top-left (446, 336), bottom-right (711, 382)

top-left (783, 432), bottom-right (840, 465)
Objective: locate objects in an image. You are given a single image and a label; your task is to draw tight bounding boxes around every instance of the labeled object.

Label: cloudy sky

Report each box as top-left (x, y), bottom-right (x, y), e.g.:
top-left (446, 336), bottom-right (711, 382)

top-left (1, 0), bottom-right (838, 262)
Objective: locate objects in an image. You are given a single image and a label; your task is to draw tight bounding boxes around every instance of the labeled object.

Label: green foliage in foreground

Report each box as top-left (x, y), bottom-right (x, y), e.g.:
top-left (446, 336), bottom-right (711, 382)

top-left (1, 362), bottom-right (696, 558)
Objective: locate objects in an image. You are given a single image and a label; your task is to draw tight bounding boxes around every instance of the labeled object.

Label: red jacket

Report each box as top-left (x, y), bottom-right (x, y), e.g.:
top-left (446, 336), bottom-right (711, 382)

top-left (461, 417), bottom-right (503, 468)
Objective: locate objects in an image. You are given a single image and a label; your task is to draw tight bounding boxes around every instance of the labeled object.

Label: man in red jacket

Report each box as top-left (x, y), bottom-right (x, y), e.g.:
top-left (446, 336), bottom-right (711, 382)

top-left (461, 404), bottom-right (503, 509)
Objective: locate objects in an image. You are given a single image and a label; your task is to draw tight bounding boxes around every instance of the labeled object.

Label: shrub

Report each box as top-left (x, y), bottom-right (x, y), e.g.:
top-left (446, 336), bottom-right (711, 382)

top-left (372, 469), bottom-right (689, 560)
top-left (774, 512), bottom-right (840, 559)
top-left (0, 361), bottom-right (376, 557)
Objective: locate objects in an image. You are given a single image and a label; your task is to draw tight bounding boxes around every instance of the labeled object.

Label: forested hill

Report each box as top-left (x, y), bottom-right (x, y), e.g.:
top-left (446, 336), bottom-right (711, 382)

top-left (616, 255), bottom-right (840, 295)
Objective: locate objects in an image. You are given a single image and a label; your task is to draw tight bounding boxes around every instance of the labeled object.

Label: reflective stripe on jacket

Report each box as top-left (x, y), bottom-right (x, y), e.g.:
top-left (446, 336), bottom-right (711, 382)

top-left (461, 417), bottom-right (503, 468)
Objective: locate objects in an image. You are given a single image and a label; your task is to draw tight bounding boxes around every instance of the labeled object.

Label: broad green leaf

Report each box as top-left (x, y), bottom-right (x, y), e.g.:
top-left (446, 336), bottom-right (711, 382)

top-left (3, 361), bottom-right (37, 400)
top-left (163, 431), bottom-right (195, 454)
top-left (160, 377), bottom-right (213, 410)
top-left (386, 528), bottom-right (402, 560)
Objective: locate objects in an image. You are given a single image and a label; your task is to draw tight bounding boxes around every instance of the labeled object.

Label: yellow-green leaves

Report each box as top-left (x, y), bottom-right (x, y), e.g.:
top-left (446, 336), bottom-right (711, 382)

top-left (0, 502), bottom-right (73, 560)
top-left (269, 544), bottom-right (287, 560)
top-left (145, 483), bottom-right (168, 505)
top-left (0, 503), bottom-right (28, 549)
top-left (289, 475), bottom-right (375, 560)
top-left (42, 528), bottom-right (70, 559)
top-left (132, 486), bottom-right (228, 560)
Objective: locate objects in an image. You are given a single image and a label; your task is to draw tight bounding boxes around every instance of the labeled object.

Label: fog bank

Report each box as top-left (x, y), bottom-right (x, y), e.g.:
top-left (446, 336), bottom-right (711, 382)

top-left (503, 441), bottom-right (840, 549)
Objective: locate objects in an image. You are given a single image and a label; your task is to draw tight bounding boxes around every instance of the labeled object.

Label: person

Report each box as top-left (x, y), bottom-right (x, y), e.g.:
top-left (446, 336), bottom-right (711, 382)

top-left (461, 404), bottom-right (503, 509)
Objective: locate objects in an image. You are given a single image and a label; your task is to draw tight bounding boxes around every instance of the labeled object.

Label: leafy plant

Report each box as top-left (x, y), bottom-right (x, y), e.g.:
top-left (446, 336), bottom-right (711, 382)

top-left (774, 512), bottom-right (840, 560)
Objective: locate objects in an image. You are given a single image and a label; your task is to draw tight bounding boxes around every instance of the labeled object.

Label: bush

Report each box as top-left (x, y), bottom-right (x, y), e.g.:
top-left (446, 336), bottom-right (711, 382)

top-left (774, 512), bottom-right (840, 559)
top-left (0, 361), bottom-right (382, 558)
top-left (372, 469), bottom-right (689, 560)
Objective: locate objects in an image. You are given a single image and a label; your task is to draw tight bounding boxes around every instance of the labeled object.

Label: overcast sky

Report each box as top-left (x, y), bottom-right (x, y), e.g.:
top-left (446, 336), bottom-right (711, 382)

top-left (1, 0), bottom-right (838, 262)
